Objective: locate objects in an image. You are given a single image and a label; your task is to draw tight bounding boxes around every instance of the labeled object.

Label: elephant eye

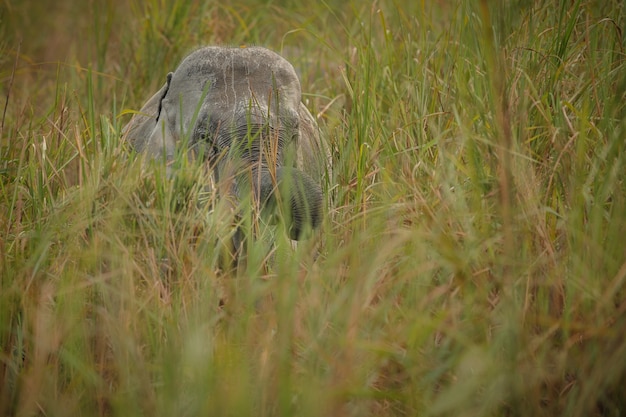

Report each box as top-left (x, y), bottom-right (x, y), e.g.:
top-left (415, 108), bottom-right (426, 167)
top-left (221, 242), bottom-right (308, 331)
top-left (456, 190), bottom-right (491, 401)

top-left (191, 116), bottom-right (222, 162)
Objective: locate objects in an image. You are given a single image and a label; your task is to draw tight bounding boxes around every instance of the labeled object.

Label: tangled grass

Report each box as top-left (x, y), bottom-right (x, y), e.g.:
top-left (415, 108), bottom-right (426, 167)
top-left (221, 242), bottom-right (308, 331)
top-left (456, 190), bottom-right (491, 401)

top-left (1, 0), bottom-right (625, 415)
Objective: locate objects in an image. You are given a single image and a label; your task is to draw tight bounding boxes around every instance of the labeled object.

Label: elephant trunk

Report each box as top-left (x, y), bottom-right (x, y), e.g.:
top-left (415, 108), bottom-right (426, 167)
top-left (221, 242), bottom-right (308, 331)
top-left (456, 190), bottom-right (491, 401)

top-left (252, 166), bottom-right (323, 240)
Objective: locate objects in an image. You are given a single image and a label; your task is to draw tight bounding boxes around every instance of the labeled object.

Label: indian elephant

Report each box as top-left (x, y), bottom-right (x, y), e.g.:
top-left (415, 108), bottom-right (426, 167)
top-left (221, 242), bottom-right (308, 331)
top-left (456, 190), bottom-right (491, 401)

top-left (123, 46), bottom-right (331, 241)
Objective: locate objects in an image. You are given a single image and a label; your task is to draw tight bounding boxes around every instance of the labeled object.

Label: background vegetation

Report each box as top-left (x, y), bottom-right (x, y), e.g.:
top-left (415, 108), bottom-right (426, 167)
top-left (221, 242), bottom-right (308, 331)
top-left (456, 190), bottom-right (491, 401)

top-left (1, 0), bottom-right (625, 415)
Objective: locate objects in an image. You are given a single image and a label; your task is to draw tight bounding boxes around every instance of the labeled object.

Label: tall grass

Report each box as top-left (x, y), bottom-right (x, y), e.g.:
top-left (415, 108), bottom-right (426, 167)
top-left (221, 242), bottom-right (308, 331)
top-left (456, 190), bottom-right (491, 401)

top-left (1, 0), bottom-right (625, 416)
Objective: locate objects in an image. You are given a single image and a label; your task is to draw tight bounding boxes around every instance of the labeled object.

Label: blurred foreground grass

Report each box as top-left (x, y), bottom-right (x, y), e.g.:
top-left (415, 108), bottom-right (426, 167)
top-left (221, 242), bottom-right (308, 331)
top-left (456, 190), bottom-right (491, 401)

top-left (1, 0), bottom-right (625, 416)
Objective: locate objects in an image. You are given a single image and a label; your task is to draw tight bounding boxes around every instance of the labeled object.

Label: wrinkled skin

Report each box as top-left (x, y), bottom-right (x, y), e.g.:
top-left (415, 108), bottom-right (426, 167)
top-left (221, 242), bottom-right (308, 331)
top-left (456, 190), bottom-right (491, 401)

top-left (123, 46), bottom-right (330, 240)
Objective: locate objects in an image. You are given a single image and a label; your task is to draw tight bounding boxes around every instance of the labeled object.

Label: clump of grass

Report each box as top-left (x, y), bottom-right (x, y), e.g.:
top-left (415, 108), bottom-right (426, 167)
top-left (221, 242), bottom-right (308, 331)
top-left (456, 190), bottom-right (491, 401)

top-left (1, 0), bottom-right (625, 416)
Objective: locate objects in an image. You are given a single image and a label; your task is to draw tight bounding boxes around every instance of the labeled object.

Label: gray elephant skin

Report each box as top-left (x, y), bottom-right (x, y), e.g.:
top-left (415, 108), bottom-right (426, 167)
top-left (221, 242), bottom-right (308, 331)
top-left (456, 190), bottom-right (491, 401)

top-left (123, 46), bottom-right (330, 240)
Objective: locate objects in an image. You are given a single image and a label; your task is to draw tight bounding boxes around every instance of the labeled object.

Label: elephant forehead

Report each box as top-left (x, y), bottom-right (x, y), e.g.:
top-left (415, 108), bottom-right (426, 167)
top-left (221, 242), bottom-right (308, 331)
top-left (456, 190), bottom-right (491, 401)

top-left (170, 47), bottom-right (302, 110)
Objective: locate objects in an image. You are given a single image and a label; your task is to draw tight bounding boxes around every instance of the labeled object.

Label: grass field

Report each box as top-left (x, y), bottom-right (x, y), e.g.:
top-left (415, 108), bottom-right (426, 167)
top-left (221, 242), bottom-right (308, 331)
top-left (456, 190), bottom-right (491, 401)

top-left (1, 0), bottom-right (625, 416)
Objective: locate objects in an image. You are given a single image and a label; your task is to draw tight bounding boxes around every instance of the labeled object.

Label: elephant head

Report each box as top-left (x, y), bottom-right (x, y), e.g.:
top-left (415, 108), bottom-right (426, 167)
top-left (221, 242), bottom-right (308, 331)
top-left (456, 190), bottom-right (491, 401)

top-left (123, 46), bottom-right (329, 240)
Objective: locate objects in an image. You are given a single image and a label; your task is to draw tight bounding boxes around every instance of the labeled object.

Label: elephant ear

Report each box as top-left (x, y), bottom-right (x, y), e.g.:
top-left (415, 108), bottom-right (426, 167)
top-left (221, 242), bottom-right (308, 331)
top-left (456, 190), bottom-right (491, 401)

top-left (156, 72), bottom-right (173, 122)
top-left (296, 103), bottom-right (331, 184)
top-left (123, 72), bottom-right (173, 152)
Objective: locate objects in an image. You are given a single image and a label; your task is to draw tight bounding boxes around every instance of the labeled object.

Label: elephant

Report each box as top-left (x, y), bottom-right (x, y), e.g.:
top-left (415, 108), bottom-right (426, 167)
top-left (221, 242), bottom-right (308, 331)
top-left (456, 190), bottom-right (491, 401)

top-left (123, 46), bottom-right (331, 241)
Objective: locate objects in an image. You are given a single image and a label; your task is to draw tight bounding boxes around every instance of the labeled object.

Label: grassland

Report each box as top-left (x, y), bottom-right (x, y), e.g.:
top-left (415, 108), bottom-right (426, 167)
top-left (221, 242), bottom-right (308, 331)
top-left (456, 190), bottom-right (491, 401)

top-left (1, 0), bottom-right (625, 416)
